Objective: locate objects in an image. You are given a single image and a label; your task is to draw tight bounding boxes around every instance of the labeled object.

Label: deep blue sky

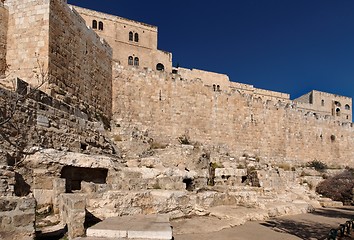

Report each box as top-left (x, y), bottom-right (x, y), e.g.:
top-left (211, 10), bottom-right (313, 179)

top-left (68, 0), bottom-right (354, 101)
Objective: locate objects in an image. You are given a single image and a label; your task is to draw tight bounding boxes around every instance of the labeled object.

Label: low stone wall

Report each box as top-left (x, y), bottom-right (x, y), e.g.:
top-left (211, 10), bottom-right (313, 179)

top-left (0, 166), bottom-right (15, 196)
top-left (60, 193), bottom-right (86, 239)
top-left (0, 196), bottom-right (36, 240)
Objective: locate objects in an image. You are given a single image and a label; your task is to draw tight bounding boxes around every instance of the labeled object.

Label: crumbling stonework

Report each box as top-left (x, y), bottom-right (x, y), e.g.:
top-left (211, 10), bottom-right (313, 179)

top-left (0, 82), bottom-right (117, 166)
top-left (0, 196), bottom-right (36, 240)
top-left (0, 166), bottom-right (35, 240)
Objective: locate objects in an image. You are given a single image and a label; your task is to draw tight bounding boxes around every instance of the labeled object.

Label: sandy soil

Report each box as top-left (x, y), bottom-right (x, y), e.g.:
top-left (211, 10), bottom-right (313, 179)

top-left (172, 207), bottom-right (354, 240)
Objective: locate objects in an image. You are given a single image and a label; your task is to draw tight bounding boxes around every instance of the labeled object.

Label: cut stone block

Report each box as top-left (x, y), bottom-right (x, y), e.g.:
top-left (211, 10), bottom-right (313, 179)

top-left (86, 214), bottom-right (172, 239)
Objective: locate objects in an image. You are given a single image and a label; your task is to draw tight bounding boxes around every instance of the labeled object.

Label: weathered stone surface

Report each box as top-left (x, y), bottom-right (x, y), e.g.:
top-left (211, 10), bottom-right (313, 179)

top-left (0, 199), bottom-right (17, 211)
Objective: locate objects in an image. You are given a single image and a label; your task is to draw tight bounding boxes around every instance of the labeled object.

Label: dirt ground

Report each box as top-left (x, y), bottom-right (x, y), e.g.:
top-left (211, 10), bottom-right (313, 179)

top-left (172, 207), bottom-right (354, 240)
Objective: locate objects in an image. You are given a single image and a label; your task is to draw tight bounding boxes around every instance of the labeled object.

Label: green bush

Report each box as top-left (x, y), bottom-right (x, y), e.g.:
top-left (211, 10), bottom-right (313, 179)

top-left (316, 169), bottom-right (354, 205)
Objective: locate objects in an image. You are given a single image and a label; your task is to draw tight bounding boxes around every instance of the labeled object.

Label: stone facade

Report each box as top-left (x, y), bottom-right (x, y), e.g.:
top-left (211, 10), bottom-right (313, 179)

top-left (295, 90), bottom-right (352, 122)
top-left (48, 1), bottom-right (112, 119)
top-left (0, 2), bottom-right (7, 77)
top-left (71, 5), bottom-right (173, 73)
top-left (4, 0), bottom-right (113, 119)
top-left (112, 66), bottom-right (354, 166)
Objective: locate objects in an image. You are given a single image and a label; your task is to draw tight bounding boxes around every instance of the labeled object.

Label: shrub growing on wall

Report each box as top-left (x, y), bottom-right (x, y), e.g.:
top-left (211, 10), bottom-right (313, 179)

top-left (316, 169), bottom-right (354, 205)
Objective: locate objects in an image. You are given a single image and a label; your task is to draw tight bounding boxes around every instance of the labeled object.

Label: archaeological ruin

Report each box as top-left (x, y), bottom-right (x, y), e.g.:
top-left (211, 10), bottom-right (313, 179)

top-left (0, 0), bottom-right (353, 239)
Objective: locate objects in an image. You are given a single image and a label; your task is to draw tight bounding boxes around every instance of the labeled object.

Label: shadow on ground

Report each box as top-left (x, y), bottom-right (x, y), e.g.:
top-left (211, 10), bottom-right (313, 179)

top-left (261, 219), bottom-right (332, 240)
top-left (261, 208), bottom-right (354, 240)
top-left (311, 208), bottom-right (354, 220)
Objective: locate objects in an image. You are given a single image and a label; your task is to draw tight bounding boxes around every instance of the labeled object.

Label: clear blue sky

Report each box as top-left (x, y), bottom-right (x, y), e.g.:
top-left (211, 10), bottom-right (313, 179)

top-left (68, 0), bottom-right (354, 101)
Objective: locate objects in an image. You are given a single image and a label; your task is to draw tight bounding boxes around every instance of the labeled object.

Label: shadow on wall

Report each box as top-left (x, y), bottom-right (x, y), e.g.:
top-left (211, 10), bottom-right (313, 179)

top-left (60, 166), bottom-right (108, 193)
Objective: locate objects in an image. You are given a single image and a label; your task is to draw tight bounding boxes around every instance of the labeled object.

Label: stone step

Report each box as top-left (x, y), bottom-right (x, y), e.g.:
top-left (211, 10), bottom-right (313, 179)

top-left (85, 214), bottom-right (173, 240)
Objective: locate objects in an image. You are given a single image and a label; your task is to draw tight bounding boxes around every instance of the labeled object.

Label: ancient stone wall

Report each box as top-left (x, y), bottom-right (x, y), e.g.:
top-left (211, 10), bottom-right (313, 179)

top-left (59, 193), bottom-right (86, 239)
top-left (0, 196), bottom-right (36, 240)
top-left (112, 66), bottom-right (354, 167)
top-left (48, 2), bottom-right (113, 119)
top-left (0, 166), bottom-right (36, 240)
top-left (0, 82), bottom-right (117, 166)
top-left (0, 2), bottom-right (7, 77)
top-left (5, 0), bottom-right (50, 85)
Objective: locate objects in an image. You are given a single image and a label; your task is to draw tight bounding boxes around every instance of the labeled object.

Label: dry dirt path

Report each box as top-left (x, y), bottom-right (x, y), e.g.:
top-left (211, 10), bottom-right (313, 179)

top-left (172, 207), bottom-right (354, 240)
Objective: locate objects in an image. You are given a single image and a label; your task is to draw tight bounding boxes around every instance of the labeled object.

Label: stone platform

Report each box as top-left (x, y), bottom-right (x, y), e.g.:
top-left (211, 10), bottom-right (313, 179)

top-left (82, 215), bottom-right (173, 240)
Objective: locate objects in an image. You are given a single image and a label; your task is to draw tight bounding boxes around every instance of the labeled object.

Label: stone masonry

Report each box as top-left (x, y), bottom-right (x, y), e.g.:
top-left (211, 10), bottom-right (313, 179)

top-left (0, 1), bottom-right (7, 76)
top-left (112, 66), bottom-right (354, 166)
top-left (4, 0), bottom-right (113, 120)
top-left (0, 166), bottom-right (36, 240)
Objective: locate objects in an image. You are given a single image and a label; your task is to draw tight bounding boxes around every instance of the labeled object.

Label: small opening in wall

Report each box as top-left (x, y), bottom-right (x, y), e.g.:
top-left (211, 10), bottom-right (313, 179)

top-left (98, 21), bottom-right (104, 31)
top-left (321, 99), bottom-right (324, 106)
top-left (172, 69), bottom-right (178, 74)
top-left (156, 63), bottom-right (165, 71)
top-left (80, 142), bottom-right (88, 151)
top-left (213, 84), bottom-right (216, 91)
top-left (330, 135), bottom-right (336, 142)
top-left (92, 20), bottom-right (97, 29)
top-left (336, 108), bottom-right (341, 116)
top-left (241, 176), bottom-right (247, 183)
top-left (60, 166), bottom-right (108, 193)
top-left (217, 85), bottom-right (220, 91)
top-left (183, 178), bottom-right (194, 191)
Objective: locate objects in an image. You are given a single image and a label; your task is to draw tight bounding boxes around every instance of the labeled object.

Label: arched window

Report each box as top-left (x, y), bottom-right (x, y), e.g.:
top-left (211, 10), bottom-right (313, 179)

top-left (92, 20), bottom-right (97, 29)
top-left (156, 63), bottom-right (165, 71)
top-left (321, 100), bottom-right (324, 106)
top-left (98, 21), bottom-right (104, 30)
top-left (129, 32), bottom-right (133, 41)
top-left (345, 104), bottom-right (350, 110)
top-left (134, 33), bottom-right (139, 42)
top-left (336, 108), bottom-right (341, 116)
top-left (334, 101), bottom-right (341, 107)
top-left (128, 56), bottom-right (133, 65)
top-left (134, 57), bottom-right (139, 66)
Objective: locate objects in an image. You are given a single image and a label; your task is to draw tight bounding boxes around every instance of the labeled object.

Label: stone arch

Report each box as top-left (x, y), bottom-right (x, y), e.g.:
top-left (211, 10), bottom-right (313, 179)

top-left (128, 56), bottom-right (133, 65)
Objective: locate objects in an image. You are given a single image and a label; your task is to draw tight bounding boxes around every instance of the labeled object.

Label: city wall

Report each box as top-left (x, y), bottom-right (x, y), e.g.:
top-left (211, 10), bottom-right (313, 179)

top-left (48, 1), bottom-right (113, 118)
top-left (4, 0), bottom-right (113, 120)
top-left (113, 66), bottom-right (354, 166)
top-left (5, 0), bottom-right (50, 85)
top-left (0, 2), bottom-right (7, 76)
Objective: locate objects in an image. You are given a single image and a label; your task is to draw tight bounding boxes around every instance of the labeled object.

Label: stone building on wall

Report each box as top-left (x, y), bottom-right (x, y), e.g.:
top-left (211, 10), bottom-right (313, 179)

top-left (72, 5), bottom-right (173, 73)
top-left (295, 90), bottom-right (352, 122)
